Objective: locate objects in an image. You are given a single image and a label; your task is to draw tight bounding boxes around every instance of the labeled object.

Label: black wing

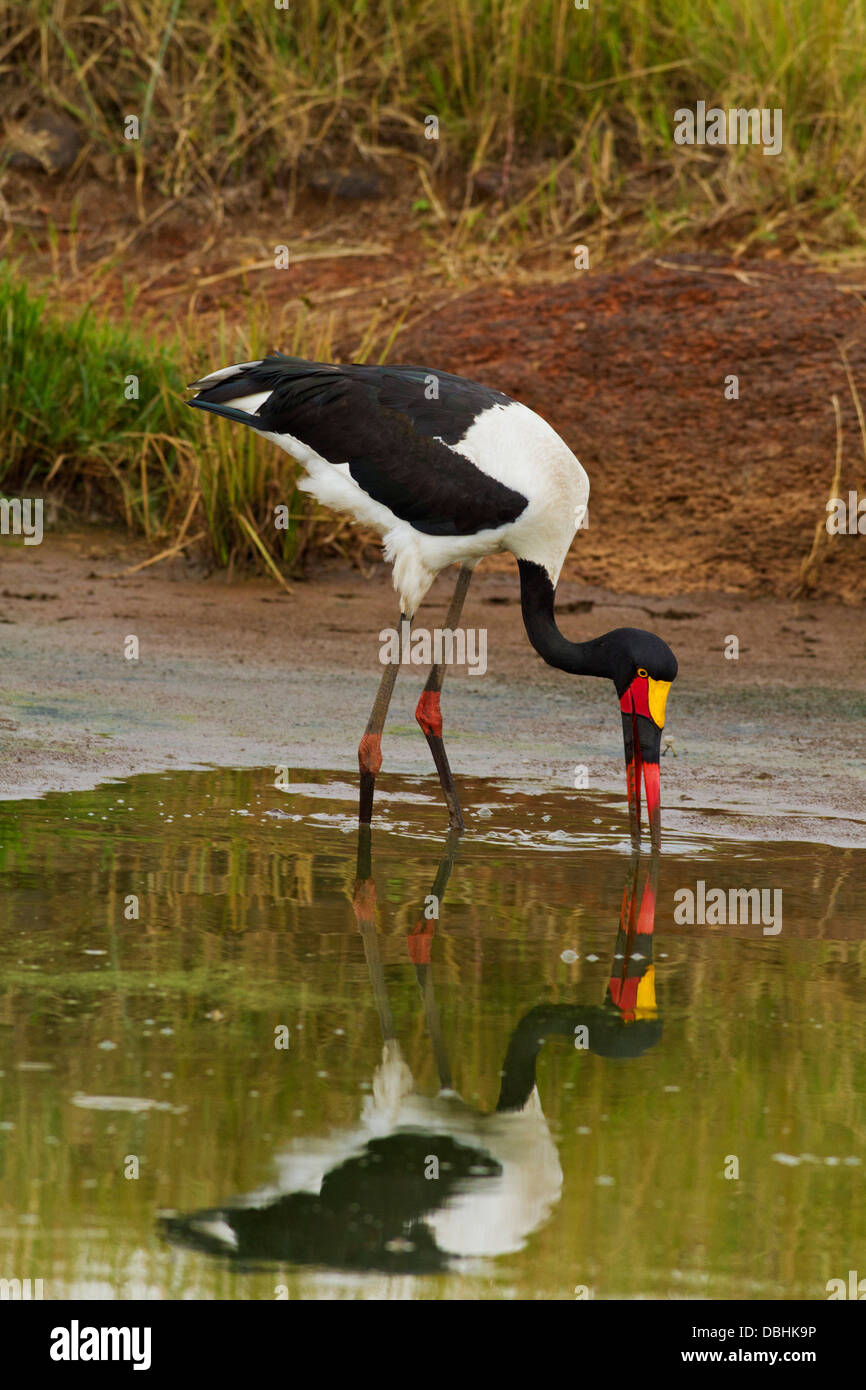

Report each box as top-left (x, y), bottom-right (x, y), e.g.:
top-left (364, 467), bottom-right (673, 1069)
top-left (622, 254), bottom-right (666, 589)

top-left (188, 355), bottom-right (528, 536)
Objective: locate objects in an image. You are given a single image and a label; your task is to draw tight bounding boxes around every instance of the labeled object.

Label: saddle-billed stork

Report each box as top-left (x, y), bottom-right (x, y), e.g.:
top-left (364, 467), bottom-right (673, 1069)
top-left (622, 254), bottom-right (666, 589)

top-left (188, 355), bottom-right (677, 845)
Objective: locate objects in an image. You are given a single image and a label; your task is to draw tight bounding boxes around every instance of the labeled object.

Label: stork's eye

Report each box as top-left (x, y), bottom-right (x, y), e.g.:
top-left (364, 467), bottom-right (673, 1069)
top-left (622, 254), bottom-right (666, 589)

top-left (637, 667), bottom-right (648, 678)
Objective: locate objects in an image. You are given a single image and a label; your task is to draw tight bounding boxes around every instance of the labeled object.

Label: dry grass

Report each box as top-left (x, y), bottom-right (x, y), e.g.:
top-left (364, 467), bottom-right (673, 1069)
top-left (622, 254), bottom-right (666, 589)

top-left (2, 0), bottom-right (865, 256)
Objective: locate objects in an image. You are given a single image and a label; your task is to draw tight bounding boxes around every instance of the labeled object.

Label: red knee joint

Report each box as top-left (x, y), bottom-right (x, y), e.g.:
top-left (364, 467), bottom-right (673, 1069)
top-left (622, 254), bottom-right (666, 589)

top-left (353, 879), bottom-right (377, 922)
top-left (407, 918), bottom-right (435, 964)
top-left (415, 690), bottom-right (443, 739)
top-left (358, 732), bottom-right (382, 775)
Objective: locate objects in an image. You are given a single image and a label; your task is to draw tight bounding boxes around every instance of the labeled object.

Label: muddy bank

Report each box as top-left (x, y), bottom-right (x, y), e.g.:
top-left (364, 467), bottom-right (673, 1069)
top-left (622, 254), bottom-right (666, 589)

top-left (1, 531), bottom-right (864, 847)
top-left (397, 259), bottom-right (866, 603)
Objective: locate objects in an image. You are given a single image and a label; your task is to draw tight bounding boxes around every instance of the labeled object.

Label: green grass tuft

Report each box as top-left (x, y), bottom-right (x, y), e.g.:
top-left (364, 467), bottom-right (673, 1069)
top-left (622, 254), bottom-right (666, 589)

top-left (0, 268), bottom-right (339, 575)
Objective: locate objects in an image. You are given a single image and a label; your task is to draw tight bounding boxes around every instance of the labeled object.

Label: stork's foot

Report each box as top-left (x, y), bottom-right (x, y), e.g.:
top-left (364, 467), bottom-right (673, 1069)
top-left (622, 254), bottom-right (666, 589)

top-left (359, 773), bottom-right (375, 824)
top-left (441, 780), bottom-right (466, 834)
top-left (407, 917), bottom-right (435, 964)
top-left (415, 691), bottom-right (464, 832)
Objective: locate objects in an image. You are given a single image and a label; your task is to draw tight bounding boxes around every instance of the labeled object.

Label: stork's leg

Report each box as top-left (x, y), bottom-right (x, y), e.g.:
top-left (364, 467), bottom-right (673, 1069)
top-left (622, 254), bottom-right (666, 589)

top-left (407, 828), bottom-right (461, 1090)
top-left (352, 825), bottom-right (396, 1039)
top-left (415, 564), bottom-right (473, 832)
top-left (358, 610), bottom-right (410, 825)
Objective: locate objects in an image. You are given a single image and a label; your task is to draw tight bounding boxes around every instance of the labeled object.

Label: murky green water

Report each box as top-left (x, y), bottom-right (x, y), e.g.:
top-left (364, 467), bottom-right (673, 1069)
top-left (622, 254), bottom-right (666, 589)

top-left (1, 768), bottom-right (864, 1300)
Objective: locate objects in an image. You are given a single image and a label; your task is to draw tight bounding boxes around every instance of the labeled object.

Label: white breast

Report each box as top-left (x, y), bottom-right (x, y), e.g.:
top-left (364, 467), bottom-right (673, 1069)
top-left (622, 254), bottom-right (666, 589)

top-left (255, 1044), bottom-right (563, 1262)
top-left (453, 400), bottom-right (589, 586)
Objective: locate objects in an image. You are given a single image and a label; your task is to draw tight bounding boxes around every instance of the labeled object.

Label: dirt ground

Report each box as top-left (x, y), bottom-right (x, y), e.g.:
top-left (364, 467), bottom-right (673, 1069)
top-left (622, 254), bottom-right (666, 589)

top-left (1, 529), bottom-right (864, 847)
top-left (395, 259), bottom-right (866, 601)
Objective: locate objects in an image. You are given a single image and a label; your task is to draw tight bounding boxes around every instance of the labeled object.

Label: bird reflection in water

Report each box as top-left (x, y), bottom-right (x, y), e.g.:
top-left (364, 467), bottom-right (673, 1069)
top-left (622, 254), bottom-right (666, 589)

top-left (161, 833), bottom-right (662, 1275)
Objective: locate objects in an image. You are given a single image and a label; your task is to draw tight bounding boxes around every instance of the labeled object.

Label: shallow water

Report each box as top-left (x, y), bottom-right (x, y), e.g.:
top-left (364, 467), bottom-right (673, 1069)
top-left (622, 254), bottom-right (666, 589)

top-left (1, 768), bottom-right (864, 1301)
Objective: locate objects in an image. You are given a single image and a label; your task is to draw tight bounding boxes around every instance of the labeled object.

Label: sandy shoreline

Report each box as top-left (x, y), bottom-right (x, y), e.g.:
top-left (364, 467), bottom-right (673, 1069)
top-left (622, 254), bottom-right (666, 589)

top-left (1, 531), bottom-right (864, 847)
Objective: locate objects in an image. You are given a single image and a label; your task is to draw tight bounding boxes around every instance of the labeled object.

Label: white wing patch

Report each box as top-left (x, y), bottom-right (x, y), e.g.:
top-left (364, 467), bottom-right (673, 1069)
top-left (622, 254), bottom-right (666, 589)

top-left (190, 1217), bottom-right (239, 1250)
top-left (189, 360), bottom-right (264, 389)
top-left (222, 390), bottom-right (273, 415)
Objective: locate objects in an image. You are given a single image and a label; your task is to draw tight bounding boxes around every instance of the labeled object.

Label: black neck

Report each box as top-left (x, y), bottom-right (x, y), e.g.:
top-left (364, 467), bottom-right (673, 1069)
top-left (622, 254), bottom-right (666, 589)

top-left (496, 1006), bottom-right (598, 1111)
top-left (496, 1003), bottom-right (664, 1110)
top-left (518, 560), bottom-right (614, 680)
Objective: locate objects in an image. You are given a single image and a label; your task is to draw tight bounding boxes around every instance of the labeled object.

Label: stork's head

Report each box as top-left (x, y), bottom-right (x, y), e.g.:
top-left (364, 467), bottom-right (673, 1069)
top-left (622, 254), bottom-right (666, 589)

top-left (515, 562), bottom-right (679, 848)
top-left (606, 629), bottom-right (678, 849)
